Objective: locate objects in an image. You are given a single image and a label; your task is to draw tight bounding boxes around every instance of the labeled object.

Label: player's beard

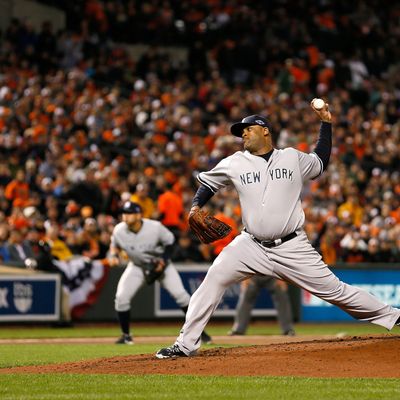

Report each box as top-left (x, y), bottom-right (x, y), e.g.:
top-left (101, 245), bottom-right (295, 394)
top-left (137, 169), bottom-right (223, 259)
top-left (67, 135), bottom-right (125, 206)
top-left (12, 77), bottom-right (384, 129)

top-left (243, 138), bottom-right (257, 153)
top-left (243, 138), bottom-right (251, 151)
top-left (243, 135), bottom-right (269, 155)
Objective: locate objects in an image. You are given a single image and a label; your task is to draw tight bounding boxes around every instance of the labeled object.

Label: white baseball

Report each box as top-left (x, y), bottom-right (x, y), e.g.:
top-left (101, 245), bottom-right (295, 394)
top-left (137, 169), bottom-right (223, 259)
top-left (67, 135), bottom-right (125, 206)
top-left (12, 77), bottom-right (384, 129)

top-left (312, 98), bottom-right (325, 110)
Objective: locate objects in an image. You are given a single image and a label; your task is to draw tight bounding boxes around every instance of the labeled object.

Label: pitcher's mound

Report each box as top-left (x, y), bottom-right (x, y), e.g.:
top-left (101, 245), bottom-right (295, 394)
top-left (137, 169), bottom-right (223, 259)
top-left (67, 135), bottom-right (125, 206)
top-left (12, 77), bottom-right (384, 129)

top-left (2, 334), bottom-right (399, 378)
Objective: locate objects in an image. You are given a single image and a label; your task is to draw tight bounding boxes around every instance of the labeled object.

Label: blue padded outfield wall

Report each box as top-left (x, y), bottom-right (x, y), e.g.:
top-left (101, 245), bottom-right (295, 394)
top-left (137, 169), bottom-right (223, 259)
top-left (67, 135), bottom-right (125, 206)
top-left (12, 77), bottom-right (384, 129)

top-left (2, 264), bottom-right (399, 322)
top-left (155, 265), bottom-right (277, 317)
top-left (0, 274), bottom-right (61, 321)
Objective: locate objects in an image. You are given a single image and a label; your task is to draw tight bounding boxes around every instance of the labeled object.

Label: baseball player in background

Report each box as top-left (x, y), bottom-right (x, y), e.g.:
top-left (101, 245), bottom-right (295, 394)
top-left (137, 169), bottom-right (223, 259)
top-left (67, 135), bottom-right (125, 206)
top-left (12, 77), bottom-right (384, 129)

top-left (229, 276), bottom-right (295, 336)
top-left (109, 201), bottom-right (212, 345)
top-left (156, 101), bottom-right (400, 358)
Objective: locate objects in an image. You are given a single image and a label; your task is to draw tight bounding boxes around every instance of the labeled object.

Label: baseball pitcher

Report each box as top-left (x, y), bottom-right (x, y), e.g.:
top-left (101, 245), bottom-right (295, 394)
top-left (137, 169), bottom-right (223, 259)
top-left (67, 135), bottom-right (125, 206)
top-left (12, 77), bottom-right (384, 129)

top-left (156, 100), bottom-right (400, 358)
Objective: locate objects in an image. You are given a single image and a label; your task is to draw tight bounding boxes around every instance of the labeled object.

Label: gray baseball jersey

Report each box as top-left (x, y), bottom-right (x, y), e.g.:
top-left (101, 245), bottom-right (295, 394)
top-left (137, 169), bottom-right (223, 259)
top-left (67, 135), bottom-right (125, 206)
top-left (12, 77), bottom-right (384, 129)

top-left (174, 147), bottom-right (400, 356)
top-left (198, 148), bottom-right (322, 240)
top-left (112, 219), bottom-right (190, 312)
top-left (111, 219), bottom-right (174, 266)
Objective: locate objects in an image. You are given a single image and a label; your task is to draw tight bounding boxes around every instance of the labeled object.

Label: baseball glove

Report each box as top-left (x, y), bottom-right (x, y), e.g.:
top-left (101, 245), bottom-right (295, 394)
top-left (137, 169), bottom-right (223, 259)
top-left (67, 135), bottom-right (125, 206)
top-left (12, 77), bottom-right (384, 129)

top-left (143, 258), bottom-right (166, 285)
top-left (189, 209), bottom-right (232, 244)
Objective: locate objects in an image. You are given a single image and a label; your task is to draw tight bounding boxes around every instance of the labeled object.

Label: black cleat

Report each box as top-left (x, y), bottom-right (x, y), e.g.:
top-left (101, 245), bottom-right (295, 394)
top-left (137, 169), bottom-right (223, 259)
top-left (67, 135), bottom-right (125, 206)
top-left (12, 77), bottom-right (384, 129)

top-left (156, 344), bottom-right (187, 359)
top-left (115, 334), bottom-right (134, 345)
top-left (201, 331), bottom-right (213, 344)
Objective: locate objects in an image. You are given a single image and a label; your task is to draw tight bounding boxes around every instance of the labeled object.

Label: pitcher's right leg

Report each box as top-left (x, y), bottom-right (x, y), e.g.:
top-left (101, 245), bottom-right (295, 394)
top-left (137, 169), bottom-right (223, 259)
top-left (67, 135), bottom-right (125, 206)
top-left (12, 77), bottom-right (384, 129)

top-left (156, 260), bottom-right (237, 359)
top-left (156, 233), bottom-right (276, 358)
top-left (175, 256), bottom-right (244, 355)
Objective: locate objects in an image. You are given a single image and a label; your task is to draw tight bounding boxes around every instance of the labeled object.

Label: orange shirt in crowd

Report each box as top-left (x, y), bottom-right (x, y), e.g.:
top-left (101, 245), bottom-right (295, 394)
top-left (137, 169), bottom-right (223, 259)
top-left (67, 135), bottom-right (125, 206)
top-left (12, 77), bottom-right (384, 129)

top-left (320, 239), bottom-right (337, 265)
top-left (4, 180), bottom-right (30, 207)
top-left (211, 212), bottom-right (239, 256)
top-left (157, 190), bottom-right (183, 227)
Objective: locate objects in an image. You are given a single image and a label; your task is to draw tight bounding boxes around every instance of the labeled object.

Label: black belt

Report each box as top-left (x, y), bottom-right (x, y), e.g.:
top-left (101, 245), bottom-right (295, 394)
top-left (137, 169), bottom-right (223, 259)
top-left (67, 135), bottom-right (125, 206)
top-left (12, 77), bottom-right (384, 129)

top-left (250, 231), bottom-right (297, 248)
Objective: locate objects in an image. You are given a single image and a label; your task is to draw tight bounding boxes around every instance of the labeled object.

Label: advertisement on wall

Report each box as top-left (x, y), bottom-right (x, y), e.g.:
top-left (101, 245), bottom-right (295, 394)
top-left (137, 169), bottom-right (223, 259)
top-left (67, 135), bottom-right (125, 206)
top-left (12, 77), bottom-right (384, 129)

top-left (155, 265), bottom-right (277, 317)
top-left (302, 268), bottom-right (400, 322)
top-left (0, 274), bottom-right (61, 321)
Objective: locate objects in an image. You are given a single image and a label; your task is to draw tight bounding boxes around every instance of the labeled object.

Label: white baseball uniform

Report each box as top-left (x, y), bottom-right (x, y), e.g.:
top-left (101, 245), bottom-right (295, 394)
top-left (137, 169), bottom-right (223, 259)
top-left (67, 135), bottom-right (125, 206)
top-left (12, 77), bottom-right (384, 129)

top-left (175, 147), bottom-right (400, 355)
top-left (112, 218), bottom-right (190, 312)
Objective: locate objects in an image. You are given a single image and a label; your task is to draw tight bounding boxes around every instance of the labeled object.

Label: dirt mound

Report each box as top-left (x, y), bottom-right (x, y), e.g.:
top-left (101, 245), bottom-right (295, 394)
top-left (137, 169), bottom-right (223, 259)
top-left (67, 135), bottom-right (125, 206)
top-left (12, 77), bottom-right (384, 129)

top-left (2, 334), bottom-right (399, 378)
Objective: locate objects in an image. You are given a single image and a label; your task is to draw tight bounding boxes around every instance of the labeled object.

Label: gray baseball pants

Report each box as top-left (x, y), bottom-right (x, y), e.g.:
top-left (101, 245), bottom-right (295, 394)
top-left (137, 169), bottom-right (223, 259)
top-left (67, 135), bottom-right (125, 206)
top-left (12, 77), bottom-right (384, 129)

top-left (176, 230), bottom-right (400, 355)
top-left (231, 275), bottom-right (294, 335)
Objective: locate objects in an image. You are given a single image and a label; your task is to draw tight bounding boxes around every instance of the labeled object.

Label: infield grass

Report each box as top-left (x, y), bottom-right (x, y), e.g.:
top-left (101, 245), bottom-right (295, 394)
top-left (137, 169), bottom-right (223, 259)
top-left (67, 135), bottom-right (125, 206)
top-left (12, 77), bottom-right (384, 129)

top-left (0, 322), bottom-right (398, 400)
top-left (0, 374), bottom-right (399, 400)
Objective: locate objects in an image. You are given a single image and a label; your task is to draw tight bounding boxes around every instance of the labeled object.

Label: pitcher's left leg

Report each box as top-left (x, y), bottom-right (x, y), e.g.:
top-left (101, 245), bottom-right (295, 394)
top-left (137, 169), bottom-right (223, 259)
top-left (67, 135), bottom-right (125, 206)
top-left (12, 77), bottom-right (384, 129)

top-left (271, 232), bottom-right (400, 330)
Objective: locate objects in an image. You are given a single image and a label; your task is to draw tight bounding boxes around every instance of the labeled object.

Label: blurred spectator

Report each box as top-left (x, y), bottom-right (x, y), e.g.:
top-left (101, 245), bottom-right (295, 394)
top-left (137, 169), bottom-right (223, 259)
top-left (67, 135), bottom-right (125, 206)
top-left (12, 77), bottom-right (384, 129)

top-left (130, 183), bottom-right (156, 218)
top-left (44, 222), bottom-right (73, 261)
top-left (337, 194), bottom-right (364, 227)
top-left (4, 169), bottom-right (30, 208)
top-left (211, 205), bottom-right (240, 258)
top-left (171, 232), bottom-right (210, 263)
top-left (0, 2), bottom-right (399, 266)
top-left (98, 228), bottom-right (112, 259)
top-left (64, 169), bottom-right (104, 215)
top-left (0, 163), bottom-right (12, 187)
top-left (319, 223), bottom-right (339, 265)
top-left (0, 223), bottom-right (11, 262)
top-left (78, 217), bottom-right (101, 259)
top-left (364, 238), bottom-right (382, 263)
top-left (340, 229), bottom-right (367, 263)
top-left (157, 182), bottom-right (184, 240)
top-left (7, 229), bottom-right (35, 263)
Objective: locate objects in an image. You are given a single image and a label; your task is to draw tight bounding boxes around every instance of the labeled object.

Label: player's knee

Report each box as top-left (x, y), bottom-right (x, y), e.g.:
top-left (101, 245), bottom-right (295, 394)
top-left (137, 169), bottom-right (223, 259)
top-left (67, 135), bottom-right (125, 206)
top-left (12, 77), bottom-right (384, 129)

top-left (114, 295), bottom-right (130, 312)
top-left (314, 281), bottom-right (346, 302)
top-left (207, 266), bottom-right (234, 287)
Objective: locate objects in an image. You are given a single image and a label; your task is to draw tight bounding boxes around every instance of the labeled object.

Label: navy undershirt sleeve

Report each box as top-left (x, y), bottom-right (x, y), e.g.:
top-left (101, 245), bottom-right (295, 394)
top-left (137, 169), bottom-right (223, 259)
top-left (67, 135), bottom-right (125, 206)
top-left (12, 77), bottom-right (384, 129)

top-left (192, 184), bottom-right (215, 207)
top-left (314, 122), bottom-right (332, 171)
top-left (162, 244), bottom-right (174, 263)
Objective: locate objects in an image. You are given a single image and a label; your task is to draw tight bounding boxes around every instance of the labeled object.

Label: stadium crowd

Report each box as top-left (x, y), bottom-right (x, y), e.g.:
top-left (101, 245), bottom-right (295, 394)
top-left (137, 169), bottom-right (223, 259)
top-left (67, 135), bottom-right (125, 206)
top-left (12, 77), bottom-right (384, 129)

top-left (0, 0), bottom-right (399, 271)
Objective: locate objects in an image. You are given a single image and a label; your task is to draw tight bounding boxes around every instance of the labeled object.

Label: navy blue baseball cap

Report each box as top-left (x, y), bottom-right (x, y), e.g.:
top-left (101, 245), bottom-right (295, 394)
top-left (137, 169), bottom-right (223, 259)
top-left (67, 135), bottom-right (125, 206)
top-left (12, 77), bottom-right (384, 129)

top-left (121, 201), bottom-right (142, 214)
top-left (230, 115), bottom-right (271, 137)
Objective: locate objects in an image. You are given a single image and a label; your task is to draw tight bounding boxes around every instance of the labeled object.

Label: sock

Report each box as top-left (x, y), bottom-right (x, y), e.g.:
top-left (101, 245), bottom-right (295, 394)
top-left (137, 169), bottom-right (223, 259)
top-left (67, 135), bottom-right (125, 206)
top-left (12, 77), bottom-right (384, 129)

top-left (117, 311), bottom-right (130, 335)
top-left (181, 306), bottom-right (188, 314)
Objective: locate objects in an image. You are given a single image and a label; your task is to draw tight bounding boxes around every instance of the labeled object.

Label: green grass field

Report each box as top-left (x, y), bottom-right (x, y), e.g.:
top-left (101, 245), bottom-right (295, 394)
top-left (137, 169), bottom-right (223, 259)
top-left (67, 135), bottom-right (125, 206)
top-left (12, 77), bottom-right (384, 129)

top-left (0, 322), bottom-right (398, 400)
